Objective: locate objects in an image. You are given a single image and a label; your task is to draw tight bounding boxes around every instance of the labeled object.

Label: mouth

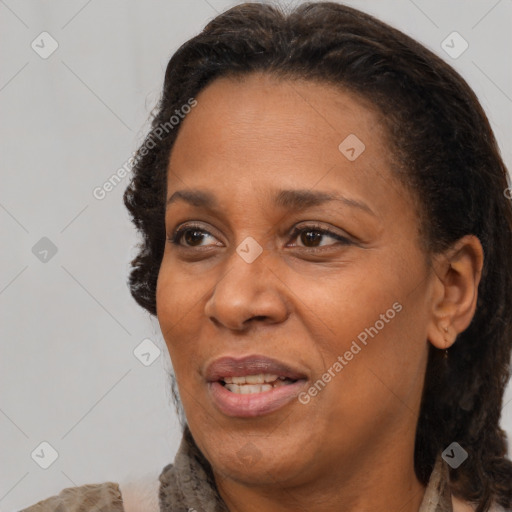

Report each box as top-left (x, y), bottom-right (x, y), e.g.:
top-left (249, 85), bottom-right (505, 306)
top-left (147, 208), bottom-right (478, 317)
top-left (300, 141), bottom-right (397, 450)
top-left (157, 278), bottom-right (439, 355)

top-left (205, 355), bottom-right (308, 417)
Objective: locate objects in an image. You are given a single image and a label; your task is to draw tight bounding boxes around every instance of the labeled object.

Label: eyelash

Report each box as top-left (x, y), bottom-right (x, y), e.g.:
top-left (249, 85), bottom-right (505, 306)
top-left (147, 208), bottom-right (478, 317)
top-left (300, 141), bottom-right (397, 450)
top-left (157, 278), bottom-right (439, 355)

top-left (167, 223), bottom-right (351, 252)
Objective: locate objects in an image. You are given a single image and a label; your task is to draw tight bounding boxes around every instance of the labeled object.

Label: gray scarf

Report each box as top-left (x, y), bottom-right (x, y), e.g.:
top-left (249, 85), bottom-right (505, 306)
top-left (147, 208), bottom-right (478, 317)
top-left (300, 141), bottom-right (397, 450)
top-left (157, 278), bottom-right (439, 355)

top-left (158, 426), bottom-right (453, 512)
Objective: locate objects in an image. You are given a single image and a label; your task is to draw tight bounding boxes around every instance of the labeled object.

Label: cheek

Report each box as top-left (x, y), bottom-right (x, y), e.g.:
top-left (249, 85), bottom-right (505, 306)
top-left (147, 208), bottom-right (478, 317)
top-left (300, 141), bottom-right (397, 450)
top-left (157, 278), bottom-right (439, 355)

top-left (307, 309), bottom-right (427, 447)
top-left (155, 264), bottom-right (205, 367)
top-left (156, 260), bottom-right (204, 328)
top-left (321, 295), bottom-right (428, 428)
top-left (296, 254), bottom-right (427, 398)
top-left (287, 259), bottom-right (402, 343)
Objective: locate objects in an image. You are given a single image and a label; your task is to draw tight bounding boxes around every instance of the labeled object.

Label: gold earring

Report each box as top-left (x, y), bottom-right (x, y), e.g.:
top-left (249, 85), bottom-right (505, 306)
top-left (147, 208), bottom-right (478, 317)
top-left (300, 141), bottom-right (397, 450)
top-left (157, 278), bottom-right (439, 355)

top-left (443, 325), bottom-right (449, 359)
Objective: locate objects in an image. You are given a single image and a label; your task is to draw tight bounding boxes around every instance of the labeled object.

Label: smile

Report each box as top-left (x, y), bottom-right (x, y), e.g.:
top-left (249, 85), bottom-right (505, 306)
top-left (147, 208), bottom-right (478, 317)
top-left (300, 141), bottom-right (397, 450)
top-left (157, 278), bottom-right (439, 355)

top-left (204, 355), bottom-right (309, 417)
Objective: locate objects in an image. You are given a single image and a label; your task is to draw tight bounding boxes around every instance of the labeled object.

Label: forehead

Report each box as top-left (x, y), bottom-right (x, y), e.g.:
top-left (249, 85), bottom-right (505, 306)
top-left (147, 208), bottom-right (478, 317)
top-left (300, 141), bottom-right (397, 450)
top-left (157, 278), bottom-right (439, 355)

top-left (166, 72), bottom-right (403, 217)
top-left (171, 73), bottom-right (383, 155)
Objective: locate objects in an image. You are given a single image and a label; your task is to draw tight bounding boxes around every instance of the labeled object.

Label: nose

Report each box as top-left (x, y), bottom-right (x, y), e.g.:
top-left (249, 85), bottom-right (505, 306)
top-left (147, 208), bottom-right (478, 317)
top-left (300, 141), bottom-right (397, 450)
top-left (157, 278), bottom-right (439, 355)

top-left (203, 246), bottom-right (290, 331)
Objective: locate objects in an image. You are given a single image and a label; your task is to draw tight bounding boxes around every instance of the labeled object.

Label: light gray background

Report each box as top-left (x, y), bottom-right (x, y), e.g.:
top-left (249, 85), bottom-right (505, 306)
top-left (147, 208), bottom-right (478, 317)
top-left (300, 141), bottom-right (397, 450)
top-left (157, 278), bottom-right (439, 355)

top-left (1, 0), bottom-right (511, 509)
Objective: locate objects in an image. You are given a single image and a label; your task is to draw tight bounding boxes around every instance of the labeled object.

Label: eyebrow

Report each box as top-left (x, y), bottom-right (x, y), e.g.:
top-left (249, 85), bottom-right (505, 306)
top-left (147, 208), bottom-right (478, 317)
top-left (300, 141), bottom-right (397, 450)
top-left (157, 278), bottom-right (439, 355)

top-left (166, 188), bottom-right (376, 217)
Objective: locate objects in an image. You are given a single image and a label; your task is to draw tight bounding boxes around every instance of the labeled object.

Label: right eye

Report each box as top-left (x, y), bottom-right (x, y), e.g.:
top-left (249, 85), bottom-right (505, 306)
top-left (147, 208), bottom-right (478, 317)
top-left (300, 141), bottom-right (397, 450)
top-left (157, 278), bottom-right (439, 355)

top-left (168, 223), bottom-right (220, 248)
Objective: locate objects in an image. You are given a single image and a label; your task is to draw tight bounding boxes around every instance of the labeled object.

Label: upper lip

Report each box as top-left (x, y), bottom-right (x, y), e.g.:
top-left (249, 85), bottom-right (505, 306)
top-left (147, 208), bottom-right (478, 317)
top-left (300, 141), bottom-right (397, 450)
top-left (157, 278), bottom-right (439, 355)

top-left (205, 355), bottom-right (308, 382)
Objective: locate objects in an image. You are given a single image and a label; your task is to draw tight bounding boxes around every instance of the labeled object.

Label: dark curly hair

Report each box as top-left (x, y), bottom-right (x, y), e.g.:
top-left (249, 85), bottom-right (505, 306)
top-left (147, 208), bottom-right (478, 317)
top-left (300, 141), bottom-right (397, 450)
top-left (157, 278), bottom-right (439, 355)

top-left (123, 2), bottom-right (512, 509)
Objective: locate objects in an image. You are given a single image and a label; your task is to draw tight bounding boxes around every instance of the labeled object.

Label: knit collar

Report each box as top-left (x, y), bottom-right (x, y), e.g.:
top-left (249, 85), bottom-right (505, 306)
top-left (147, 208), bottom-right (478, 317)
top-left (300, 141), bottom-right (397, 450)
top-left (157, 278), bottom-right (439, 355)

top-left (159, 426), bottom-right (229, 512)
top-left (158, 426), bottom-right (452, 512)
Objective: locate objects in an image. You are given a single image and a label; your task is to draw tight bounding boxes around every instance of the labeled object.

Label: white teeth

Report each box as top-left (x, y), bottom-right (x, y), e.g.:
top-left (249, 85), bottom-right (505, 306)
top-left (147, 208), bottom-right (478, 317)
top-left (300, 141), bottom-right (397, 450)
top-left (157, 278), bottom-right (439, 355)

top-left (225, 383), bottom-right (273, 394)
top-left (223, 376), bottom-right (294, 394)
top-left (223, 373), bottom-right (280, 385)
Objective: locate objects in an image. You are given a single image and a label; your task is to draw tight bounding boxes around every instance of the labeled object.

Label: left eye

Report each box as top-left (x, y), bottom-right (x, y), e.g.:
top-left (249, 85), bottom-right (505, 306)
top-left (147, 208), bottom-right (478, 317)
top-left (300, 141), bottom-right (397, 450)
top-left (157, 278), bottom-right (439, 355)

top-left (288, 225), bottom-right (351, 249)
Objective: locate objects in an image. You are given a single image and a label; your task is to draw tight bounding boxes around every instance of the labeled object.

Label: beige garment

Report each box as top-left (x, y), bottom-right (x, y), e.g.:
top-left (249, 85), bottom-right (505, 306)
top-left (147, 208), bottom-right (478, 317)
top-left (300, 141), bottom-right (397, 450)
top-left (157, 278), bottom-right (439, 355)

top-left (19, 482), bottom-right (124, 512)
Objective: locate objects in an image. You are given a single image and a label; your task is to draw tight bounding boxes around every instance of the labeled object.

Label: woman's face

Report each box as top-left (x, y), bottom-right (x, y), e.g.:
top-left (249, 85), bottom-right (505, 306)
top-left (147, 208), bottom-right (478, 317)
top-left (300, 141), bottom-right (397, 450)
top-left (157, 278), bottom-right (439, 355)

top-left (156, 73), bottom-right (434, 488)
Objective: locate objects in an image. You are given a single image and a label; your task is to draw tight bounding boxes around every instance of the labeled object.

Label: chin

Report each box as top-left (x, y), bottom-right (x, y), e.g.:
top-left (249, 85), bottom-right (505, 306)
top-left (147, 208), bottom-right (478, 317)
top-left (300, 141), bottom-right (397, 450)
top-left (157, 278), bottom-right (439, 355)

top-left (200, 433), bottom-right (310, 486)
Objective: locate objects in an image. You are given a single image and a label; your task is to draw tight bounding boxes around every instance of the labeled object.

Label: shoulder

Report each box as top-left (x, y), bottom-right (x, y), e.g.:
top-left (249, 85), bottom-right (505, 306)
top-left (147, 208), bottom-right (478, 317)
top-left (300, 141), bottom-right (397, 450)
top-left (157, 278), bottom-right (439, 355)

top-left (19, 477), bottom-right (160, 512)
top-left (19, 482), bottom-right (124, 512)
top-left (452, 495), bottom-right (507, 512)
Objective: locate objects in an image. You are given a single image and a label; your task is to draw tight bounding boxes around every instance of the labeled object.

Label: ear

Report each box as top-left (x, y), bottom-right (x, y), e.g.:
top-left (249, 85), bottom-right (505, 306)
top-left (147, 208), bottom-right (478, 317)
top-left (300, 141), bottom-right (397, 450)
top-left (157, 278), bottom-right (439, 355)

top-left (426, 234), bottom-right (484, 350)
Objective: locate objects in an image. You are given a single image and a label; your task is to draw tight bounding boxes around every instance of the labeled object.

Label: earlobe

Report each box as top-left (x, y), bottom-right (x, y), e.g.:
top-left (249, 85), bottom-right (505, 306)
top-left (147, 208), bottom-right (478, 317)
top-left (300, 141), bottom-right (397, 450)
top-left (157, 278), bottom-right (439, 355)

top-left (426, 235), bottom-right (484, 350)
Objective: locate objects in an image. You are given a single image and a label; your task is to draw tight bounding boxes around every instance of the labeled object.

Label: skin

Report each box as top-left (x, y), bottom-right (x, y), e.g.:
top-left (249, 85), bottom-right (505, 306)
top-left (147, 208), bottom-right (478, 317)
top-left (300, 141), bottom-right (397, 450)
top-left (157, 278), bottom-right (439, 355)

top-left (156, 72), bottom-right (483, 512)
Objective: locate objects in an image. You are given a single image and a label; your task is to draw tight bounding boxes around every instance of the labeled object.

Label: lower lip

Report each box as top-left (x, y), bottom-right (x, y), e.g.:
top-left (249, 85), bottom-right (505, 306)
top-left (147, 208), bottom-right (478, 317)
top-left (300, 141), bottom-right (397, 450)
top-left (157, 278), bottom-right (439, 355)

top-left (208, 380), bottom-right (307, 418)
